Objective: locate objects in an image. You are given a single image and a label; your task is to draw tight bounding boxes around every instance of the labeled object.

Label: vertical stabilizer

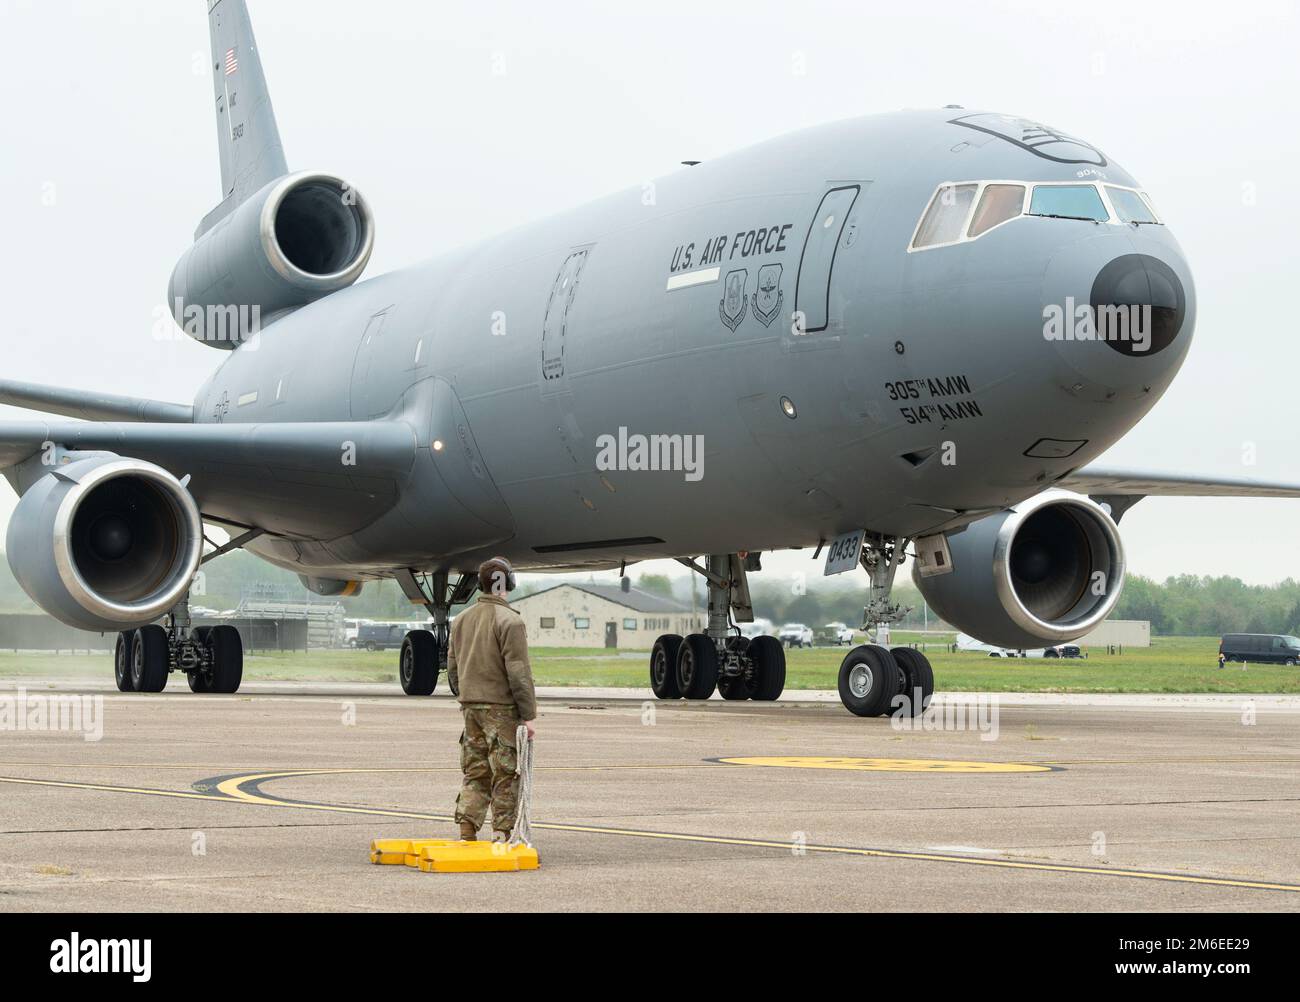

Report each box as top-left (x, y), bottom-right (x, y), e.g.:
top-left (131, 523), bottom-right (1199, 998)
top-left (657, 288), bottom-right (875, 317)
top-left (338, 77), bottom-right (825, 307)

top-left (197, 0), bottom-right (289, 237)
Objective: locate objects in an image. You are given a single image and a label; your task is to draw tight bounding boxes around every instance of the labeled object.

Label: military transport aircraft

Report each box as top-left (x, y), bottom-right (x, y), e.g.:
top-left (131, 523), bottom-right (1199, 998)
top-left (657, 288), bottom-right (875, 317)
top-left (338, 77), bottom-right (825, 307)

top-left (3, 1), bottom-right (1298, 715)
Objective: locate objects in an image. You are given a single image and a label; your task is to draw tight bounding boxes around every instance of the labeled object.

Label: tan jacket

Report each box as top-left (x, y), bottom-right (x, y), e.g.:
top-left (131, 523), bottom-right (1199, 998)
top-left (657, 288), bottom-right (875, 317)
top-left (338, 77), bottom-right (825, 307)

top-left (446, 595), bottom-right (537, 720)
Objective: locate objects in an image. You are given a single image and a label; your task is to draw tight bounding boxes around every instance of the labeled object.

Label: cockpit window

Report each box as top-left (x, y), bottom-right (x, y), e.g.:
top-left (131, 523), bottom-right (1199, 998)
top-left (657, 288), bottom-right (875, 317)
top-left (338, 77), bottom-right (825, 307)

top-left (1027, 184), bottom-right (1109, 222)
top-left (1106, 185), bottom-right (1159, 224)
top-left (968, 184), bottom-right (1026, 238)
top-left (910, 180), bottom-right (1162, 252)
top-left (912, 183), bottom-right (978, 248)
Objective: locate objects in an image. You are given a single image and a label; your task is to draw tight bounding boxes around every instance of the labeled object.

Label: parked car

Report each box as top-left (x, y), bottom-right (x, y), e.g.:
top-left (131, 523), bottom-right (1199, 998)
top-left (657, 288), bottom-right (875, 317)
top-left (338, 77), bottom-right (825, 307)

top-left (343, 618), bottom-right (373, 648)
top-left (820, 622), bottom-right (856, 646)
top-left (778, 623), bottom-right (814, 648)
top-left (356, 623), bottom-right (407, 652)
top-left (1220, 633), bottom-right (1300, 666)
top-left (1044, 644), bottom-right (1084, 658)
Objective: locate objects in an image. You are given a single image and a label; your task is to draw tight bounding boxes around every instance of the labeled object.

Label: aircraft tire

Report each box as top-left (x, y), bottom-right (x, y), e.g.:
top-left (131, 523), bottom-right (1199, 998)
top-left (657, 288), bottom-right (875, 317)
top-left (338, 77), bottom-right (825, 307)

top-left (677, 634), bottom-right (718, 700)
top-left (131, 625), bottom-right (170, 693)
top-left (748, 635), bottom-right (786, 701)
top-left (650, 634), bottom-right (683, 698)
top-left (400, 630), bottom-right (439, 696)
top-left (837, 644), bottom-right (899, 717)
top-left (207, 625), bottom-right (244, 694)
top-left (114, 632), bottom-right (136, 692)
top-left (890, 647), bottom-right (934, 717)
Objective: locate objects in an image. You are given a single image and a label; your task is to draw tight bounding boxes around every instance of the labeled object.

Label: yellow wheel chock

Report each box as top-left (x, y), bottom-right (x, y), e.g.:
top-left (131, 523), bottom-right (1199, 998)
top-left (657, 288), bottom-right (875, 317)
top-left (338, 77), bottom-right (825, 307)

top-left (369, 838), bottom-right (539, 872)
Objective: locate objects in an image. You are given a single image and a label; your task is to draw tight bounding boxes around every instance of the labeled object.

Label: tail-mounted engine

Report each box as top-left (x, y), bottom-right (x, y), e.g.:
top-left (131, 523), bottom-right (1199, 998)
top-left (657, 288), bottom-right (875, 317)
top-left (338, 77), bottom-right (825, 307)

top-left (168, 170), bottom-right (374, 348)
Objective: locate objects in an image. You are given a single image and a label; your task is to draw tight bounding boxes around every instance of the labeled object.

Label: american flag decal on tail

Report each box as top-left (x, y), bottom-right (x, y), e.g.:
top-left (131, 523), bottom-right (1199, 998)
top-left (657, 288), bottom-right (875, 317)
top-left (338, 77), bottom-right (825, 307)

top-left (224, 48), bottom-right (239, 76)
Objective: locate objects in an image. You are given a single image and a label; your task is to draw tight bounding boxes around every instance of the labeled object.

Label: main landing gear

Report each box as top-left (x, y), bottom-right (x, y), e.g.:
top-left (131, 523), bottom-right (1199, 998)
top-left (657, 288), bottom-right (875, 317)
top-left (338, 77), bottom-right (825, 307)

top-left (834, 533), bottom-right (935, 718)
top-left (649, 553), bottom-right (786, 703)
top-left (393, 569), bottom-right (476, 696)
top-left (112, 594), bottom-right (244, 694)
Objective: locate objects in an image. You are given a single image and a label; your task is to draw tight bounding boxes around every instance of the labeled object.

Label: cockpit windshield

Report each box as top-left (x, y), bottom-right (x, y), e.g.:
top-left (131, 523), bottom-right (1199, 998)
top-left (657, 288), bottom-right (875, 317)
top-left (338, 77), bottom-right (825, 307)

top-left (912, 183), bottom-right (978, 248)
top-left (909, 180), bottom-right (1163, 252)
top-left (1106, 185), bottom-right (1159, 224)
top-left (1027, 184), bottom-right (1109, 222)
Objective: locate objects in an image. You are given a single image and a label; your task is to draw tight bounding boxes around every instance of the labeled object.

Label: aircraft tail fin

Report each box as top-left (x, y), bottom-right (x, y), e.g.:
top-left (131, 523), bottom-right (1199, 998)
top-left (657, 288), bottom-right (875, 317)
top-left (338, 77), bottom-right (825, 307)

top-left (196, 0), bottom-right (289, 238)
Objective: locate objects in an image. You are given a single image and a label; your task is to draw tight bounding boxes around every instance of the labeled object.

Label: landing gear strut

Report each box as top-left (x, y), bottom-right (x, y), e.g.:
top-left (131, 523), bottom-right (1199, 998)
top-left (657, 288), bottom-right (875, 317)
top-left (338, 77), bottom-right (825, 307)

top-left (649, 553), bottom-right (785, 703)
top-left (834, 533), bottom-right (934, 717)
top-left (112, 592), bottom-right (244, 694)
top-left (394, 569), bottom-right (476, 696)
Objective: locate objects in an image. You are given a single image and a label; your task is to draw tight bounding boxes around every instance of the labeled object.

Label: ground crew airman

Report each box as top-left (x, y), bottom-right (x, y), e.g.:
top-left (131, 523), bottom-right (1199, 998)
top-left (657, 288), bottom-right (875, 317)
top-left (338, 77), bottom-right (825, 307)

top-left (446, 556), bottom-right (537, 842)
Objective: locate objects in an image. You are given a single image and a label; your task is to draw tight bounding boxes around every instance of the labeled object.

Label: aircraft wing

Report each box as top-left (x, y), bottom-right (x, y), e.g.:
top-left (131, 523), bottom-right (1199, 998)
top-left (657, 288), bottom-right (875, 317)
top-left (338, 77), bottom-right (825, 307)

top-left (0, 419), bottom-right (419, 537)
top-left (1061, 466), bottom-right (1300, 500)
top-left (0, 378), bottom-right (193, 423)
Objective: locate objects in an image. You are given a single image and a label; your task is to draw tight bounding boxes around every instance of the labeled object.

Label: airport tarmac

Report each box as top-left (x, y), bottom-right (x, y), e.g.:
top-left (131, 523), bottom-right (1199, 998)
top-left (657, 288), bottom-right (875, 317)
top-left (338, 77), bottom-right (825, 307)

top-left (1, 676), bottom-right (1298, 911)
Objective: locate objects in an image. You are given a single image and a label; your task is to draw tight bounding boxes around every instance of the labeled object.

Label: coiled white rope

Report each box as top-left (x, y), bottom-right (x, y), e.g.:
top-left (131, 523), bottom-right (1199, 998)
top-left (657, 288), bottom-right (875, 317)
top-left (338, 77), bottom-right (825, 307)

top-left (508, 724), bottom-right (534, 847)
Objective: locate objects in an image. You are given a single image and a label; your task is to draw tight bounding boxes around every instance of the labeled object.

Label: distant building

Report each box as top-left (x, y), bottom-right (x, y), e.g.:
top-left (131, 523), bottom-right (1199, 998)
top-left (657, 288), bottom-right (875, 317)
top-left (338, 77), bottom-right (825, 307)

top-left (511, 583), bottom-right (704, 649)
top-left (1076, 619), bottom-right (1151, 648)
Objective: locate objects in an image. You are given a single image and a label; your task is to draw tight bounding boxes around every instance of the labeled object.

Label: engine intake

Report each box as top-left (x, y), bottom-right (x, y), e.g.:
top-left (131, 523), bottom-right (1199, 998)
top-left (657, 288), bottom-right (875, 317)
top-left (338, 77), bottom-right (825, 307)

top-left (169, 170), bottom-right (375, 348)
top-left (913, 492), bottom-right (1126, 650)
top-left (6, 456), bottom-right (203, 632)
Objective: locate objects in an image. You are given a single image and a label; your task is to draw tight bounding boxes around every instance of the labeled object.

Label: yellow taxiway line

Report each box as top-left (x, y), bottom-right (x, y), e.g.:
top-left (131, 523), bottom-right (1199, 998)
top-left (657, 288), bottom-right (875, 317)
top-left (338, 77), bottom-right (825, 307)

top-left (4, 768), bottom-right (1298, 894)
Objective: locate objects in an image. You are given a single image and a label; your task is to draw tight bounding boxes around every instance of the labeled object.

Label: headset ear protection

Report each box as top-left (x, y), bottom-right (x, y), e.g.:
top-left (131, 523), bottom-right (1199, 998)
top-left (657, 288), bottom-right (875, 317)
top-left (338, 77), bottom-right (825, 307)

top-left (488, 557), bottom-right (517, 593)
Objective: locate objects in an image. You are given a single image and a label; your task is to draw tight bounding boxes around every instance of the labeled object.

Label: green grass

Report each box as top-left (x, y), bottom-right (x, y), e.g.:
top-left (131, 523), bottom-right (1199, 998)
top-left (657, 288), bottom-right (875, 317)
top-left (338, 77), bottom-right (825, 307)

top-left (1, 635), bottom-right (1296, 693)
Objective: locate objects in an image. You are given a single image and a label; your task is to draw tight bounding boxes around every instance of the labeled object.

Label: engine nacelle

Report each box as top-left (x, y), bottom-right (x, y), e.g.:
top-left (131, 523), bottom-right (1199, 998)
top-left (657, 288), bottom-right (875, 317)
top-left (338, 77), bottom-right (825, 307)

top-left (6, 456), bottom-right (203, 632)
top-left (912, 492), bottom-right (1126, 650)
top-left (168, 170), bottom-right (374, 348)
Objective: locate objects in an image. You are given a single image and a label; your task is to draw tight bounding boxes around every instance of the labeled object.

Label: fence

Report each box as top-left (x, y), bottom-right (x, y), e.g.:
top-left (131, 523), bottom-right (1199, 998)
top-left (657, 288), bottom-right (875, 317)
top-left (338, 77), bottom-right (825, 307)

top-left (0, 614), bottom-right (309, 653)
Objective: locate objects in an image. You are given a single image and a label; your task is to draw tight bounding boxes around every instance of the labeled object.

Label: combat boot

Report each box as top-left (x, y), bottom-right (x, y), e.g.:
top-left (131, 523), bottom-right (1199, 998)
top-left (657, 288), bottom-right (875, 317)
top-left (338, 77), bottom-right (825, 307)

top-left (459, 821), bottom-right (478, 841)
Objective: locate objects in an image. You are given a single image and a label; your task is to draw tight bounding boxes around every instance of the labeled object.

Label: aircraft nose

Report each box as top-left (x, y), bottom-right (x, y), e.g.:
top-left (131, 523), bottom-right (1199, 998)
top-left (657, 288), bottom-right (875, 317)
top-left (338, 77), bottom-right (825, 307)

top-left (1040, 231), bottom-right (1196, 402)
top-left (1089, 252), bottom-right (1187, 356)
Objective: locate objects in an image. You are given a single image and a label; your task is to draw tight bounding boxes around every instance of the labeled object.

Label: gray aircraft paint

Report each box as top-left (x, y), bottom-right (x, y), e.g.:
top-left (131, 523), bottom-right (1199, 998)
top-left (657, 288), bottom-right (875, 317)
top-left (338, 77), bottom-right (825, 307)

top-left (1, 2), bottom-right (1298, 603)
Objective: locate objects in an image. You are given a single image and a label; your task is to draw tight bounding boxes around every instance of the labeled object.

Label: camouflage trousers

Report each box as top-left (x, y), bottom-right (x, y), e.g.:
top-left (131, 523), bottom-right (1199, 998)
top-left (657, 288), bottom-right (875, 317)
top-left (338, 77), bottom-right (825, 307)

top-left (453, 703), bottom-right (521, 834)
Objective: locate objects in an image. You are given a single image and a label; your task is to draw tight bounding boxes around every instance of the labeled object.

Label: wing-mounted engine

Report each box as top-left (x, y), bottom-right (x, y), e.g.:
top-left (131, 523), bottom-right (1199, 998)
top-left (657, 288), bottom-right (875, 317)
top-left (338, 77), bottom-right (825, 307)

top-left (169, 171), bottom-right (375, 349)
top-left (913, 491), bottom-right (1126, 649)
top-left (5, 455), bottom-right (203, 632)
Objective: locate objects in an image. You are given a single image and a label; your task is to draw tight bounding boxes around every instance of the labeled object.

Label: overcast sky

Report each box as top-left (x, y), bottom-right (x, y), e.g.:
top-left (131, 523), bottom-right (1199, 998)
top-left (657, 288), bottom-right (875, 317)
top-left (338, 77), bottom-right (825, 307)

top-left (1, 0), bottom-right (1297, 588)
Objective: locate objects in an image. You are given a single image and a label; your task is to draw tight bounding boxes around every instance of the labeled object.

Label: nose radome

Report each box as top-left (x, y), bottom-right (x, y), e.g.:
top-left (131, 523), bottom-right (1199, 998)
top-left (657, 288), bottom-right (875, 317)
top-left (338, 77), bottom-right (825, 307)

top-left (1090, 253), bottom-right (1186, 356)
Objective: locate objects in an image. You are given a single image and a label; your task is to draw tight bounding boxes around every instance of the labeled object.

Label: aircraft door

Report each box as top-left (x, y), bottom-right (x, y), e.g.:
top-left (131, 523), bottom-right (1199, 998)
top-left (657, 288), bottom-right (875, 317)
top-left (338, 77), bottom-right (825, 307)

top-left (794, 185), bottom-right (861, 334)
top-left (350, 308), bottom-right (389, 418)
top-left (541, 248), bottom-right (591, 389)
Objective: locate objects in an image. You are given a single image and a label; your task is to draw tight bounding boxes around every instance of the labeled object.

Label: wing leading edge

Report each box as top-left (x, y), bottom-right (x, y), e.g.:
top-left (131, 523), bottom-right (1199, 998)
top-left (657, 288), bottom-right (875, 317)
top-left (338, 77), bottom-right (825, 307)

top-left (0, 378), bottom-right (193, 424)
top-left (1061, 466), bottom-right (1300, 499)
top-left (0, 419), bottom-right (419, 538)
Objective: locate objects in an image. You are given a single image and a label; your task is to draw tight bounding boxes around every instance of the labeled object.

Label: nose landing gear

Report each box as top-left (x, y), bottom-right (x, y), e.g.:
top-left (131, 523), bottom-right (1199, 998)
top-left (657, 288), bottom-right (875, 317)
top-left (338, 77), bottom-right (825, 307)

top-left (648, 553), bottom-right (786, 703)
top-left (836, 534), bottom-right (934, 717)
top-left (393, 569), bottom-right (477, 696)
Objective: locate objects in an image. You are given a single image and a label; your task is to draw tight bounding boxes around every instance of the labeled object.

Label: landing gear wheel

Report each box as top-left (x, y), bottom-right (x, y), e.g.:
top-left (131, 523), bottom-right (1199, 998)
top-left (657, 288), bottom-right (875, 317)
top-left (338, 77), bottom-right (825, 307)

top-left (889, 647), bottom-right (934, 717)
top-left (837, 644), bottom-right (900, 717)
top-left (114, 632), bottom-right (136, 692)
top-left (187, 627), bottom-right (213, 693)
top-left (130, 625), bottom-right (169, 693)
top-left (677, 634), bottom-right (719, 700)
top-left (748, 635), bottom-right (786, 701)
top-left (718, 673), bottom-right (753, 700)
top-left (650, 634), bottom-right (683, 699)
top-left (206, 625), bottom-right (244, 694)
top-left (400, 630), bottom-right (439, 695)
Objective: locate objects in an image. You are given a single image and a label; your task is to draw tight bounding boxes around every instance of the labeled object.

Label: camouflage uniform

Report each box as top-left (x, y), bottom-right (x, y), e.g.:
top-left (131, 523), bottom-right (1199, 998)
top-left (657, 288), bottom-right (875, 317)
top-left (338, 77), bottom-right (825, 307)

top-left (447, 593), bottom-right (536, 836)
top-left (454, 702), bottom-right (522, 834)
